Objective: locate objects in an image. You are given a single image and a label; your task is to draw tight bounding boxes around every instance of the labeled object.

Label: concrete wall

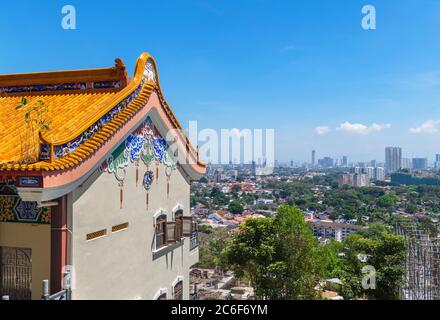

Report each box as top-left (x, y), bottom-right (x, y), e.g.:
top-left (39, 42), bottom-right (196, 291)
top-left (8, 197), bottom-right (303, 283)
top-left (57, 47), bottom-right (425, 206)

top-left (71, 156), bottom-right (197, 300)
top-left (0, 222), bottom-right (50, 300)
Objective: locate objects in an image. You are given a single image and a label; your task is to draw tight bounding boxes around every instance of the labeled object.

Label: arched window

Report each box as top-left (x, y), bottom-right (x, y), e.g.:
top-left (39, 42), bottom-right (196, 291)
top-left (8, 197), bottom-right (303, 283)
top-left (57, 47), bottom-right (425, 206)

top-left (157, 292), bottom-right (167, 300)
top-left (155, 214), bottom-right (167, 250)
top-left (173, 280), bottom-right (183, 300)
top-left (154, 288), bottom-right (167, 300)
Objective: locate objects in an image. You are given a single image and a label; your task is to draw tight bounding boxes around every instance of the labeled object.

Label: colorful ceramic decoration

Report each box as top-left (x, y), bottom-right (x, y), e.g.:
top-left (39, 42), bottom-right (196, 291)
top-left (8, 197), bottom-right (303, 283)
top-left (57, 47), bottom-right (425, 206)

top-left (0, 82), bottom-right (87, 95)
top-left (0, 195), bottom-right (51, 224)
top-left (143, 171), bottom-right (154, 191)
top-left (0, 79), bottom-right (125, 95)
top-left (100, 116), bottom-right (176, 185)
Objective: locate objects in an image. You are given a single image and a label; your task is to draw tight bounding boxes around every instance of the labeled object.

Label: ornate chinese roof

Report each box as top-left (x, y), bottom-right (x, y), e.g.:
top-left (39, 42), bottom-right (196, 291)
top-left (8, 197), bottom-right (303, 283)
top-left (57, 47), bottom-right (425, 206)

top-left (0, 53), bottom-right (205, 190)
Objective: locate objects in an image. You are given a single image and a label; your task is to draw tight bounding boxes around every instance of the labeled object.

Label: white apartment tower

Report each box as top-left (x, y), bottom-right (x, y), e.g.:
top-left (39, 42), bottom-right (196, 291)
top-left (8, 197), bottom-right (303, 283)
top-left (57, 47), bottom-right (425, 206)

top-left (385, 147), bottom-right (402, 173)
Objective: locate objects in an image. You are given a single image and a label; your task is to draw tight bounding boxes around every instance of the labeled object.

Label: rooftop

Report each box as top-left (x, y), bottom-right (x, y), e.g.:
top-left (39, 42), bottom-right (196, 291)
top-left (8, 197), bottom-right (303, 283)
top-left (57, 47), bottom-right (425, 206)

top-left (0, 53), bottom-right (205, 175)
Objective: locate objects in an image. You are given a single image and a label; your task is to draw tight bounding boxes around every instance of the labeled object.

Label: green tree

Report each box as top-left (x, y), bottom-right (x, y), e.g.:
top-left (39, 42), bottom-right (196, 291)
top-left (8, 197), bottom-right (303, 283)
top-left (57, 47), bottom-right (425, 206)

top-left (223, 205), bottom-right (322, 299)
top-left (198, 228), bottom-right (230, 268)
top-left (228, 200), bottom-right (244, 214)
top-left (337, 227), bottom-right (405, 300)
top-left (231, 185), bottom-right (241, 194)
top-left (377, 193), bottom-right (398, 210)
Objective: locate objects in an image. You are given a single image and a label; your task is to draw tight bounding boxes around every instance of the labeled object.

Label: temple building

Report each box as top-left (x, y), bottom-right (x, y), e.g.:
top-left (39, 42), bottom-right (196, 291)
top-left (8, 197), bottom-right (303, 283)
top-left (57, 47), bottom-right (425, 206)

top-left (0, 53), bottom-right (206, 300)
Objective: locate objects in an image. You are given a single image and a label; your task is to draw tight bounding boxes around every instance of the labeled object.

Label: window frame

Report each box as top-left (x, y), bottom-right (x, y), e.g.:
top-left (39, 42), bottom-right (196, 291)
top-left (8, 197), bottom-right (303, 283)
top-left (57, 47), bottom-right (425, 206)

top-left (155, 214), bottom-right (167, 250)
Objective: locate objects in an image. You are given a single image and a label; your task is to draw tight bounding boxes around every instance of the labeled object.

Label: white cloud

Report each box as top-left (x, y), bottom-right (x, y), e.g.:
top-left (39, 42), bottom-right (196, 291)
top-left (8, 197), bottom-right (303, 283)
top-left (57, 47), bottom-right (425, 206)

top-left (336, 122), bottom-right (391, 135)
top-left (314, 126), bottom-right (331, 135)
top-left (409, 120), bottom-right (440, 134)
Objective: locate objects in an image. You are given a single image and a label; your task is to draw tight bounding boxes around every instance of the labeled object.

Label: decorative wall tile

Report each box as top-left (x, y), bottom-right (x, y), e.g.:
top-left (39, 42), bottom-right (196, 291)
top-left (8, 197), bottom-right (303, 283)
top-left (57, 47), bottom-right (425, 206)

top-left (100, 116), bottom-right (176, 184)
top-left (0, 194), bottom-right (51, 224)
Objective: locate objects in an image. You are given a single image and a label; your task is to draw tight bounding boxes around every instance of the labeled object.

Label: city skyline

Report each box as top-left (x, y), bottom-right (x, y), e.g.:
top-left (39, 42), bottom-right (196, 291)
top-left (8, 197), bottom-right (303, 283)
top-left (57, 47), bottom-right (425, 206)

top-left (280, 148), bottom-right (438, 166)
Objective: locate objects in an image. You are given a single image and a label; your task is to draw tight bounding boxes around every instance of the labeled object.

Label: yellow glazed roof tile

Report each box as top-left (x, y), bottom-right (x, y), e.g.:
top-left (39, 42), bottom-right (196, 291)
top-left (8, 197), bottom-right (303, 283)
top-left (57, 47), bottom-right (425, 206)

top-left (0, 92), bottom-right (117, 165)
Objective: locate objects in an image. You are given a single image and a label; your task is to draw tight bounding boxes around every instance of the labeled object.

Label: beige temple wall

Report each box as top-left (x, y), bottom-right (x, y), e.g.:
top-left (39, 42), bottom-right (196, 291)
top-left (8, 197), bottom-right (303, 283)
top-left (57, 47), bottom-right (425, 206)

top-left (0, 222), bottom-right (51, 300)
top-left (71, 154), bottom-right (197, 300)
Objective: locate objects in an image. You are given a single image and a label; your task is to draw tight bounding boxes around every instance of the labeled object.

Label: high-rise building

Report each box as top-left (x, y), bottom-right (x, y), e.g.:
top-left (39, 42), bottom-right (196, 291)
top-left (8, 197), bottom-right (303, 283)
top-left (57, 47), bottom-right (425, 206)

top-left (365, 167), bottom-right (375, 180)
top-left (342, 156), bottom-right (348, 167)
top-left (339, 174), bottom-right (353, 187)
top-left (435, 154), bottom-right (440, 169)
top-left (412, 158), bottom-right (428, 171)
top-left (402, 158), bottom-right (412, 170)
top-left (350, 167), bottom-right (363, 174)
top-left (374, 167), bottom-right (385, 181)
top-left (318, 157), bottom-right (334, 168)
top-left (358, 162), bottom-right (367, 168)
top-left (339, 173), bottom-right (368, 188)
top-left (385, 147), bottom-right (402, 173)
top-left (353, 174), bottom-right (369, 187)
top-left (252, 161), bottom-right (256, 176)
top-left (312, 150), bottom-right (316, 168)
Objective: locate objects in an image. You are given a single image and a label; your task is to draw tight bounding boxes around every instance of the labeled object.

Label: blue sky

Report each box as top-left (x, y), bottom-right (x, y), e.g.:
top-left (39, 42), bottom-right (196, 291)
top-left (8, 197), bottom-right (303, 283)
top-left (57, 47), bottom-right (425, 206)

top-left (1, 0), bottom-right (440, 163)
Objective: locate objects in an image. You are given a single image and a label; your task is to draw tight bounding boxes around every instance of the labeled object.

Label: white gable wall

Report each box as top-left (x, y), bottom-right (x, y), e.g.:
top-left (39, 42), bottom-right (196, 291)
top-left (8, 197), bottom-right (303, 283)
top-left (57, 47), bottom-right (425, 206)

top-left (70, 155), bottom-right (197, 300)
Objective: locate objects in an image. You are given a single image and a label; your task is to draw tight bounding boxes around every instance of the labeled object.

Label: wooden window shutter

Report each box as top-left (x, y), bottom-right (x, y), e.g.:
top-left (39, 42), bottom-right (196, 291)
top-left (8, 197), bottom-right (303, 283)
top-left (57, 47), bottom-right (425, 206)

top-left (175, 217), bottom-right (183, 240)
top-left (183, 217), bottom-right (193, 237)
top-left (167, 222), bottom-right (177, 243)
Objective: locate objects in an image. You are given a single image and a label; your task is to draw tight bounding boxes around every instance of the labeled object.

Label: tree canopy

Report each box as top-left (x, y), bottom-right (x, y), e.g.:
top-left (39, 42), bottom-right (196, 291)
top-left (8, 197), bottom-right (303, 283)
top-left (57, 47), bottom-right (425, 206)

top-left (223, 205), bottom-right (322, 299)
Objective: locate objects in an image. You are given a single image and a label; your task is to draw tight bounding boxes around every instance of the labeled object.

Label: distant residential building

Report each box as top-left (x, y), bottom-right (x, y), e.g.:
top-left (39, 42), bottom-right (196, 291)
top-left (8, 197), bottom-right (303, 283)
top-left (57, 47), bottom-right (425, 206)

top-left (350, 167), bottom-right (364, 175)
top-left (365, 167), bottom-right (375, 180)
top-left (412, 158), bottom-right (428, 171)
top-left (402, 158), bottom-right (412, 170)
top-left (339, 174), bottom-right (352, 187)
top-left (353, 173), bottom-right (369, 187)
top-left (341, 156), bottom-right (348, 167)
top-left (312, 150), bottom-right (316, 168)
top-left (374, 167), bottom-right (385, 181)
top-left (214, 169), bottom-right (226, 183)
top-left (311, 221), bottom-right (366, 242)
top-left (358, 162), bottom-right (367, 168)
top-left (370, 160), bottom-right (377, 168)
top-left (385, 147), bottom-right (402, 173)
top-left (339, 173), bottom-right (368, 188)
top-left (318, 157), bottom-right (334, 168)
